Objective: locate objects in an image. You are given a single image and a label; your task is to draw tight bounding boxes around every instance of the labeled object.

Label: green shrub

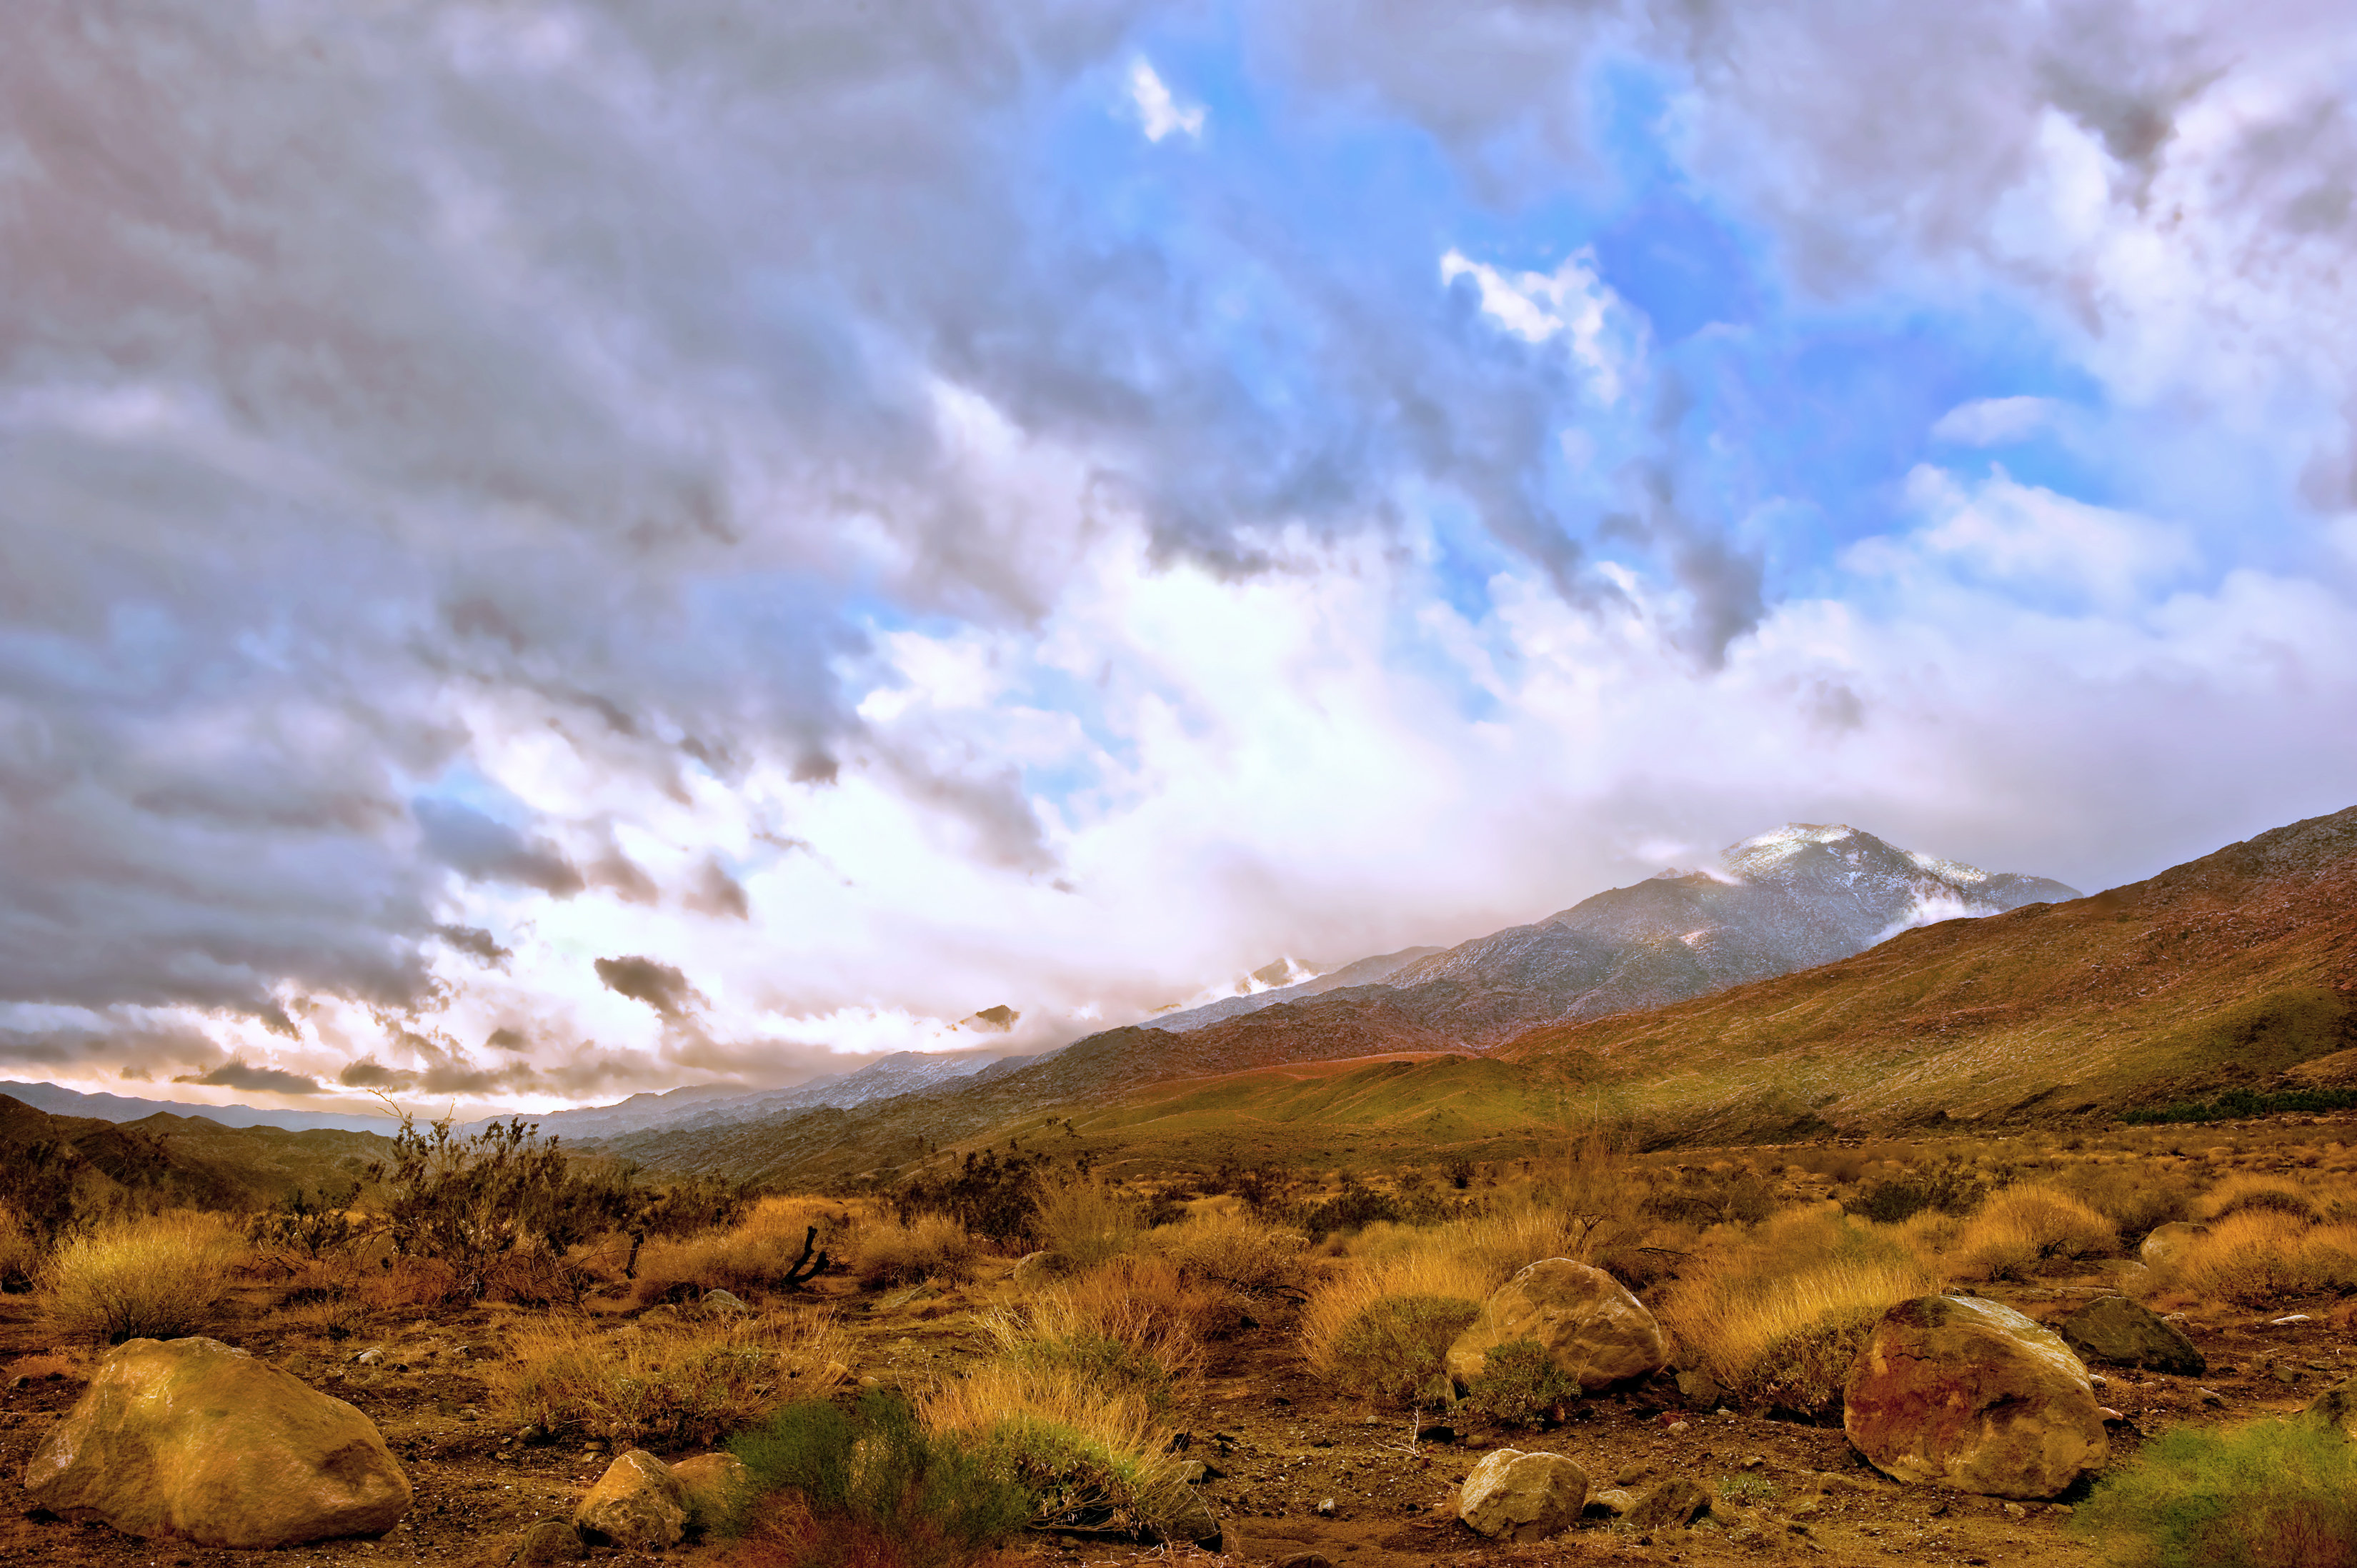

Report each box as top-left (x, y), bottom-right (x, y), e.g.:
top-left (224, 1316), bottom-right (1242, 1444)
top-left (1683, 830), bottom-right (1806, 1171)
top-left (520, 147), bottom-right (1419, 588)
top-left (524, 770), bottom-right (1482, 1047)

top-left (1459, 1337), bottom-right (1578, 1427)
top-left (1298, 1177), bottom-right (1403, 1242)
top-left (1851, 1157), bottom-right (1989, 1224)
top-left (730, 1390), bottom-right (1030, 1564)
top-left (1327, 1293), bottom-right (1480, 1405)
top-left (2071, 1419), bottom-right (2357, 1567)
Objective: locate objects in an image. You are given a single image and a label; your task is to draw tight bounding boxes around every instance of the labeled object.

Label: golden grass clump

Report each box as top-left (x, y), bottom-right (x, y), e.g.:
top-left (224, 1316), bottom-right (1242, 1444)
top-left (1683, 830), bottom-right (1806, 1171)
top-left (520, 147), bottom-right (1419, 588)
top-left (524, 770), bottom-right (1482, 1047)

top-left (488, 1309), bottom-right (850, 1451)
top-left (1655, 1207), bottom-right (1936, 1414)
top-left (0, 1205), bottom-right (42, 1293)
top-left (2198, 1173), bottom-right (2328, 1225)
top-left (1300, 1247), bottom-right (1491, 1404)
top-left (42, 1209), bottom-right (249, 1344)
top-left (2054, 1162), bottom-right (2196, 1239)
top-left (2159, 1212), bottom-right (2357, 1309)
top-left (1950, 1184), bottom-right (2118, 1282)
top-left (1148, 1212), bottom-right (1308, 1298)
top-left (1029, 1181), bottom-right (1140, 1271)
top-left (920, 1363), bottom-right (1192, 1540)
top-left (632, 1197), bottom-right (854, 1305)
top-left (980, 1257), bottom-right (1205, 1409)
top-left (855, 1212), bottom-right (982, 1289)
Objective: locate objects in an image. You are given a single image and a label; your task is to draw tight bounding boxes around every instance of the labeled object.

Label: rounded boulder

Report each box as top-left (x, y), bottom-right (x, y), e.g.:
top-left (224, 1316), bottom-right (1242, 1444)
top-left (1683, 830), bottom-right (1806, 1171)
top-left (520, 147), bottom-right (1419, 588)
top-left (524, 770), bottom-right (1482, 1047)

top-left (21, 1336), bottom-right (412, 1549)
top-left (576, 1449), bottom-right (688, 1550)
top-left (1843, 1294), bottom-right (2108, 1499)
top-left (1445, 1259), bottom-right (1669, 1392)
top-left (1457, 1448), bottom-right (1588, 1542)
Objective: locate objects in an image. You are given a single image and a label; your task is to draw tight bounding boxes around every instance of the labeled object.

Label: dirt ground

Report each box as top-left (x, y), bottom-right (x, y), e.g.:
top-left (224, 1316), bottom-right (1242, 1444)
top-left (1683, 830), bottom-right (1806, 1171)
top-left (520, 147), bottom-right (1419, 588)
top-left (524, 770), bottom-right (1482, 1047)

top-left (3, 1247), bottom-right (2348, 1568)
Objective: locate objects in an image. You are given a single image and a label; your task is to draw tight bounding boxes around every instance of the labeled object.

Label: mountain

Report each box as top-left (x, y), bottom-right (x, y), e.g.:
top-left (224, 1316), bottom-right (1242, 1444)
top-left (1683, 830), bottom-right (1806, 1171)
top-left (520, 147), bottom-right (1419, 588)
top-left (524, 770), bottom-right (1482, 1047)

top-left (0, 1095), bottom-right (396, 1214)
top-left (483, 1049), bottom-right (1019, 1141)
top-left (0, 1080), bottom-right (399, 1134)
top-left (1145, 947), bottom-right (1443, 1032)
top-left (1490, 803), bottom-right (2357, 1139)
top-left (589, 822), bottom-right (2078, 1182)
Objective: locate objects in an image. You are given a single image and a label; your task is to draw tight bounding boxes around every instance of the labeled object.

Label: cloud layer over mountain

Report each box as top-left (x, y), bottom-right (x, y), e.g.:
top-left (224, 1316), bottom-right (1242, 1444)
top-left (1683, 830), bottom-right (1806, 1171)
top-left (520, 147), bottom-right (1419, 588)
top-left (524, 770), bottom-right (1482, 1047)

top-left (3, 0), bottom-right (2353, 1111)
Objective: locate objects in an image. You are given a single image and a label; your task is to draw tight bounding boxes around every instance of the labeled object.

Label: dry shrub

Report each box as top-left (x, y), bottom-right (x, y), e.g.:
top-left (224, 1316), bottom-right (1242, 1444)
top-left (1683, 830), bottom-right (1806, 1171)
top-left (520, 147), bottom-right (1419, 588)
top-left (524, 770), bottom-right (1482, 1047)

top-left (635, 1198), bottom-right (854, 1306)
top-left (1300, 1248), bottom-right (1490, 1403)
top-left (2198, 1173), bottom-right (2326, 1225)
top-left (1148, 1212), bottom-right (1307, 1298)
top-left (1030, 1182), bottom-right (1140, 1271)
top-left (855, 1213), bottom-right (980, 1289)
top-left (1950, 1184), bottom-right (2117, 1282)
top-left (1656, 1207), bottom-right (1936, 1414)
top-left (488, 1309), bottom-right (850, 1451)
top-left (2161, 1212), bottom-right (2357, 1309)
top-left (0, 1205), bottom-right (43, 1293)
top-left (920, 1364), bottom-right (1191, 1540)
top-left (43, 1210), bottom-right (249, 1344)
top-left (2053, 1162), bottom-right (2196, 1239)
top-left (980, 1259), bottom-right (1205, 1409)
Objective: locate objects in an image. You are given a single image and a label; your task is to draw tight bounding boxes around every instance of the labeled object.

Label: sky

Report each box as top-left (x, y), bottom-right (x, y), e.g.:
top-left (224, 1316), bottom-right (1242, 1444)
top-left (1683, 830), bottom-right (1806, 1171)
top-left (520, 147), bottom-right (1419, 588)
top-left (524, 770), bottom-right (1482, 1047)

top-left (3, 0), bottom-right (2355, 1116)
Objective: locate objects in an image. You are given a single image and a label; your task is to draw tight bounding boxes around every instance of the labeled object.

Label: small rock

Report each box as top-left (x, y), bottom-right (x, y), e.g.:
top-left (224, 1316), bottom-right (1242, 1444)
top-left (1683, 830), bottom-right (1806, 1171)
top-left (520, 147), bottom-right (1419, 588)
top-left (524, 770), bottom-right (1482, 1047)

top-left (2198, 1388), bottom-right (2226, 1407)
top-left (1676, 1367), bottom-right (1724, 1409)
top-left (2057, 1295), bottom-right (2206, 1376)
top-left (2003, 1502), bottom-right (2028, 1519)
top-left (670, 1452), bottom-right (751, 1530)
top-left (505, 1519), bottom-right (587, 1565)
top-left (574, 1450), bottom-right (687, 1552)
top-left (2140, 1222), bottom-right (2211, 1267)
top-left (1314, 1496), bottom-right (1336, 1517)
top-left (1457, 1449), bottom-right (1588, 1542)
top-left (700, 1289), bottom-right (749, 1317)
top-left (1586, 1487), bottom-right (1637, 1516)
top-left (354, 1347), bottom-right (386, 1367)
top-left (2271, 1314), bottom-right (2316, 1327)
top-left (1625, 1476), bottom-right (1712, 1533)
top-left (859, 1374), bottom-right (881, 1389)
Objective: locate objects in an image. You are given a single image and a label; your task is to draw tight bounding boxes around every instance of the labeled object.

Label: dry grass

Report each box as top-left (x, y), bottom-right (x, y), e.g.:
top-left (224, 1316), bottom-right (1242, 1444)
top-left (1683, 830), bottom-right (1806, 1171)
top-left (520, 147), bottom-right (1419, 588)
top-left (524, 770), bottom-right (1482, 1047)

top-left (2156, 1212), bottom-right (2357, 1309)
top-left (981, 1256), bottom-right (1212, 1408)
top-left (0, 1206), bottom-right (41, 1293)
top-left (2198, 1173), bottom-right (2330, 1224)
top-left (920, 1363), bottom-right (1192, 1539)
top-left (1029, 1182), bottom-right (1140, 1271)
top-left (634, 1197), bottom-right (856, 1305)
top-left (1950, 1184), bottom-right (2118, 1282)
top-left (1300, 1247), bottom-right (1491, 1402)
top-left (854, 1212), bottom-right (982, 1289)
top-left (42, 1210), bottom-right (249, 1344)
top-left (1147, 1212), bottom-right (1307, 1298)
top-left (1658, 1207), bottom-right (1936, 1413)
top-left (487, 1309), bottom-right (850, 1451)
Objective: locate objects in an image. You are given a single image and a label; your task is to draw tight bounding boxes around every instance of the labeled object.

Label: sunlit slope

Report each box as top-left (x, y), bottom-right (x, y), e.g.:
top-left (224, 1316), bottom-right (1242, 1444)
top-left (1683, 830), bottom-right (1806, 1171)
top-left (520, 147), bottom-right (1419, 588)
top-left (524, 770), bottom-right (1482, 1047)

top-left (1488, 804), bottom-right (2357, 1139)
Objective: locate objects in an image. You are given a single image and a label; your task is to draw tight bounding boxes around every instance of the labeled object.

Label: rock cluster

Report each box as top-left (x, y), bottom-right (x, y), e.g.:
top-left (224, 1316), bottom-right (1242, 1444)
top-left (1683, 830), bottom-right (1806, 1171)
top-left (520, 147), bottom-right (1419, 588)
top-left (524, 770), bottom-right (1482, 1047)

top-left (574, 1448), bottom-right (749, 1549)
top-left (2057, 1294), bottom-right (2206, 1374)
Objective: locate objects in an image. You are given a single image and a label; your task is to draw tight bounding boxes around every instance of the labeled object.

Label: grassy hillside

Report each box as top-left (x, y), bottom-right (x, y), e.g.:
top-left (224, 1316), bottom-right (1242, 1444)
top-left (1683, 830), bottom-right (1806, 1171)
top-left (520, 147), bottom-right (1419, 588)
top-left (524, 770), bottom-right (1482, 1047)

top-left (0, 1095), bottom-right (397, 1221)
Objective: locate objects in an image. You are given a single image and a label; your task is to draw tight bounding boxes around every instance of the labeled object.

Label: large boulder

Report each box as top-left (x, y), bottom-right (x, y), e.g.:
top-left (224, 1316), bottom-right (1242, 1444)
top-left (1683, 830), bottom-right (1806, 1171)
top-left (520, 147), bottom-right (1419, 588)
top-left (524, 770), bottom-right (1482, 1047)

top-left (669, 1452), bottom-right (750, 1530)
top-left (2057, 1294), bottom-right (2206, 1375)
top-left (1625, 1476), bottom-right (1712, 1532)
top-left (21, 1337), bottom-right (411, 1549)
top-left (1843, 1295), bottom-right (2108, 1499)
top-left (1457, 1449), bottom-right (1588, 1542)
top-left (2302, 1374), bottom-right (2357, 1437)
top-left (1445, 1259), bottom-right (1669, 1392)
top-left (574, 1449), bottom-right (687, 1551)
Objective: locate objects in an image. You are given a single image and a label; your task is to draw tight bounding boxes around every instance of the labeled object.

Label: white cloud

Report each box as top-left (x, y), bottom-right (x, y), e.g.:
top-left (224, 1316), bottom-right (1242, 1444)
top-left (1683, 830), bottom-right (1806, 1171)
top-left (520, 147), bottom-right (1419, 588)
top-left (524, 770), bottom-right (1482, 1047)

top-left (1130, 59), bottom-right (1205, 143)
top-left (1930, 396), bottom-right (2063, 446)
top-left (1849, 467), bottom-right (2201, 609)
top-left (1440, 248), bottom-right (1635, 402)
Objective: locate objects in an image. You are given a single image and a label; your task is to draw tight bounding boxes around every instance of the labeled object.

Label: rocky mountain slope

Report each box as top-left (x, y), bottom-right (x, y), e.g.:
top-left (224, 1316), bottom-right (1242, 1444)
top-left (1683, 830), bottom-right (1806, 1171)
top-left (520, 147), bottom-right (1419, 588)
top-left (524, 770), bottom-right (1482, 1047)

top-left (591, 823), bottom-right (2082, 1183)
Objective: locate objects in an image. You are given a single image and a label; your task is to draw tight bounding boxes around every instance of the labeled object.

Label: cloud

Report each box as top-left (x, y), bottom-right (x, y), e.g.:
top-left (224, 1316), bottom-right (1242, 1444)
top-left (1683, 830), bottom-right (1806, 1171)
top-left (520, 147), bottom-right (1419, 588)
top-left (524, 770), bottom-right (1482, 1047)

top-left (593, 956), bottom-right (703, 1019)
top-left (174, 1059), bottom-right (322, 1096)
top-left (1130, 59), bottom-right (1205, 142)
top-left (414, 801), bottom-right (586, 897)
top-left (1932, 396), bottom-right (2064, 445)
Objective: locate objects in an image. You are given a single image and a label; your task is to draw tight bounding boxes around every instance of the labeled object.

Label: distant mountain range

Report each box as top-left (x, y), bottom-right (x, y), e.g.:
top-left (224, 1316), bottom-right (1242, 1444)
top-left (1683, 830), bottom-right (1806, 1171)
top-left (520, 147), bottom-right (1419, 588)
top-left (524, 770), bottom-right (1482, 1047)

top-left (0, 1081), bottom-right (397, 1134)
top-left (589, 822), bottom-right (2084, 1182)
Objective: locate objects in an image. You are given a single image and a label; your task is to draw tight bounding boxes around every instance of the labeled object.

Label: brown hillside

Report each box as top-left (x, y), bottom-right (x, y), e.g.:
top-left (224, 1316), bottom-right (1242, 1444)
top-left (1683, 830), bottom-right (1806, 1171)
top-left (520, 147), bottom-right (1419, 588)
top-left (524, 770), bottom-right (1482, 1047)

top-left (1493, 804), bottom-right (2357, 1139)
top-left (0, 1096), bottom-right (395, 1217)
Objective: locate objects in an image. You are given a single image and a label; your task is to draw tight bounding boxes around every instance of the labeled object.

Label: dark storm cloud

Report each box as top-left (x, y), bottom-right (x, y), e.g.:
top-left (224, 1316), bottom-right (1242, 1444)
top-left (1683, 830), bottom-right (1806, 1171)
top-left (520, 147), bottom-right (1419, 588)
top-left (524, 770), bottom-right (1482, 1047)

top-left (594, 955), bottom-right (702, 1019)
top-left (6, 0), bottom-right (2338, 1071)
top-left (436, 924), bottom-right (513, 967)
top-left (174, 1058), bottom-right (322, 1094)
